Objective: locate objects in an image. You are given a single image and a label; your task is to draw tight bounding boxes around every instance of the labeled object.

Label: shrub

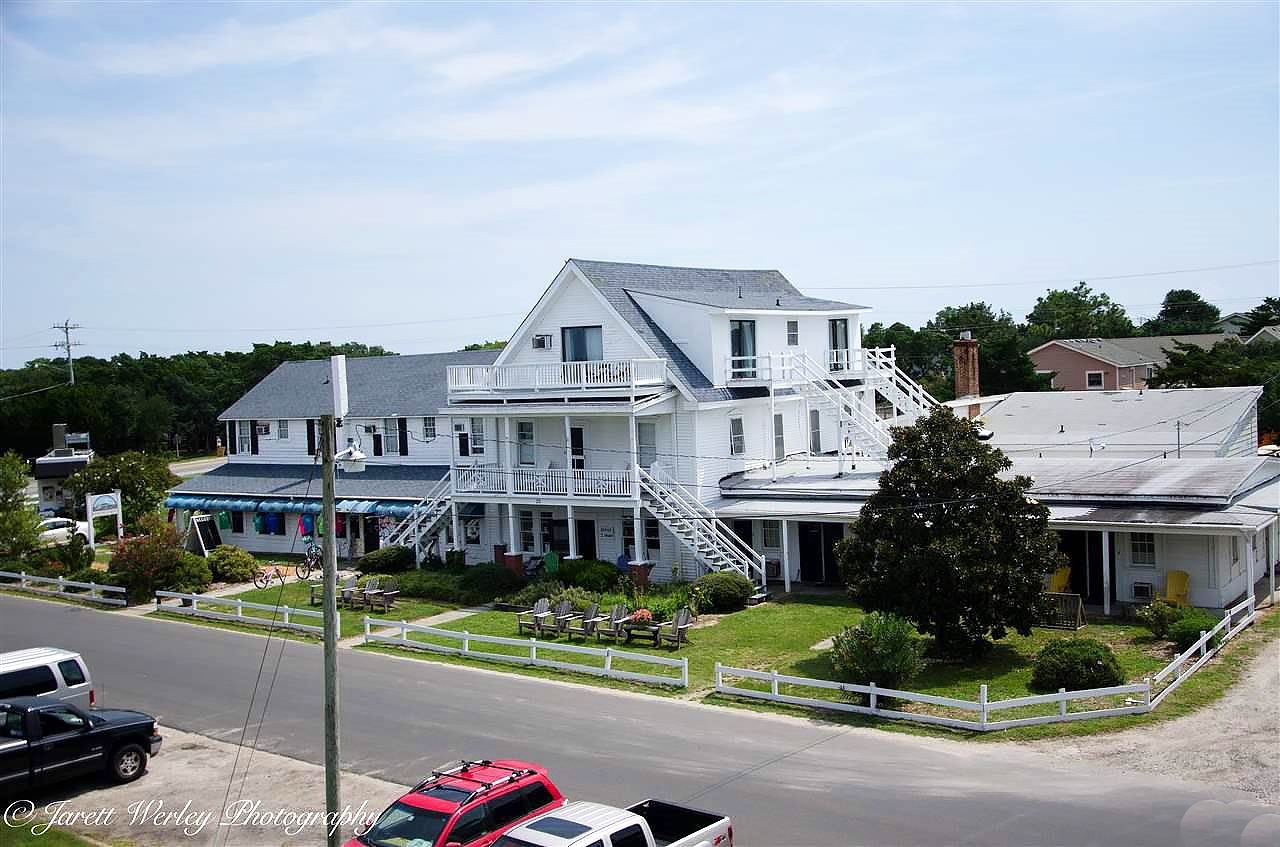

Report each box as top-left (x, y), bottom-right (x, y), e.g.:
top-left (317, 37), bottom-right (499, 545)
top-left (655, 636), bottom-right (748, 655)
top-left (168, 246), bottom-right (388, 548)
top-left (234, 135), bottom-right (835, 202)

top-left (693, 571), bottom-right (753, 613)
top-left (550, 586), bottom-right (597, 613)
top-left (108, 518), bottom-right (212, 602)
top-left (458, 563), bottom-right (523, 603)
top-left (25, 535), bottom-right (96, 575)
top-left (830, 613), bottom-right (925, 691)
top-left (499, 579), bottom-right (565, 608)
top-left (446, 549), bottom-right (466, 570)
top-left (360, 545), bottom-right (414, 574)
top-left (207, 545), bottom-right (257, 583)
top-left (636, 588), bottom-right (695, 622)
top-left (398, 570), bottom-right (465, 603)
top-left (1136, 599), bottom-right (1184, 640)
top-left (65, 566), bottom-right (104, 587)
top-left (1169, 612), bottom-right (1223, 652)
top-left (1030, 638), bottom-right (1124, 693)
top-left (558, 559), bottom-right (620, 592)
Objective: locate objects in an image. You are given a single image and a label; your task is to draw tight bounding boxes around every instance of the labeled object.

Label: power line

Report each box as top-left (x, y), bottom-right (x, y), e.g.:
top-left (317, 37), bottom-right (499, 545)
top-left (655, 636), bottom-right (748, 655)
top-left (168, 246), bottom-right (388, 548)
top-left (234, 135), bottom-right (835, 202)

top-left (805, 259), bottom-right (1280, 291)
top-left (0, 382), bottom-right (67, 402)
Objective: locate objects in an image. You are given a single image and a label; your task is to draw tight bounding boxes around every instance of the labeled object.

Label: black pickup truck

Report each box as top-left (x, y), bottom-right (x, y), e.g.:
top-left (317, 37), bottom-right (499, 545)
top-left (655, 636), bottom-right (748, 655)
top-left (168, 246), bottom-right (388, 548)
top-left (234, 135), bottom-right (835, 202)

top-left (1, 695), bottom-right (162, 794)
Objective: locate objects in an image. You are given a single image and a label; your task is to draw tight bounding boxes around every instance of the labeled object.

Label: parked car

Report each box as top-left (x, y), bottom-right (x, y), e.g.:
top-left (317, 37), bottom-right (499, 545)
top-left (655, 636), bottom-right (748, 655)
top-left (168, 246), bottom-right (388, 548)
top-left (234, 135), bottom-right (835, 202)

top-left (0, 695), bottom-right (162, 794)
top-left (38, 517), bottom-right (91, 548)
top-left (348, 759), bottom-right (565, 847)
top-left (0, 648), bottom-right (94, 708)
top-left (494, 800), bottom-right (732, 847)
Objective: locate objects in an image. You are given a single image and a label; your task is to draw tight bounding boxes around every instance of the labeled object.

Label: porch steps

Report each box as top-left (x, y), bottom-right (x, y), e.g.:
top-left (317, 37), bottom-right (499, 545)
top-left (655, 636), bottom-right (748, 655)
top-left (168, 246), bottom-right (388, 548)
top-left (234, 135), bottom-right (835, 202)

top-left (789, 352), bottom-right (892, 460)
top-left (384, 472), bottom-right (453, 565)
top-left (748, 590), bottom-right (770, 606)
top-left (638, 465), bottom-right (767, 590)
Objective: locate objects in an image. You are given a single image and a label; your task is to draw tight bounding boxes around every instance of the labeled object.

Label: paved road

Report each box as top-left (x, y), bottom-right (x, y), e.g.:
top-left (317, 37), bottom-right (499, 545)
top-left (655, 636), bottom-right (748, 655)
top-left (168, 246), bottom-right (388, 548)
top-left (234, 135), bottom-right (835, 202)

top-left (169, 456), bottom-right (226, 478)
top-left (0, 595), bottom-right (1248, 846)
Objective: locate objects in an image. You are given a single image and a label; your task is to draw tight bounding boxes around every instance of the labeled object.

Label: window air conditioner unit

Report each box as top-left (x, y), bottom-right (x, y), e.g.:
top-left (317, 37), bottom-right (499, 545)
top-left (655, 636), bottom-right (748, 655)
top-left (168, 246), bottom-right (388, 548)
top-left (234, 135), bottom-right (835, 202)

top-left (532, 334), bottom-right (553, 349)
top-left (255, 423), bottom-right (271, 435)
top-left (1132, 582), bottom-right (1154, 602)
top-left (765, 559), bottom-right (781, 580)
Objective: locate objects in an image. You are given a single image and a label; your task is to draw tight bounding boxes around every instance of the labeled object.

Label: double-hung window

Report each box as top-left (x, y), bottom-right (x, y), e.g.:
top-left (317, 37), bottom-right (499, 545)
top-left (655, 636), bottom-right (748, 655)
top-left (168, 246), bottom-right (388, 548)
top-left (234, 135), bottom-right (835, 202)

top-left (469, 418), bottom-right (485, 456)
top-left (637, 421), bottom-right (657, 468)
top-left (277, 420), bottom-right (289, 439)
top-left (383, 418), bottom-right (400, 455)
top-left (1086, 371), bottom-right (1104, 389)
top-left (519, 511), bottom-right (535, 552)
top-left (786, 320), bottom-right (799, 346)
top-left (423, 417), bottom-right (436, 440)
top-left (773, 412), bottom-right (785, 460)
top-left (763, 521), bottom-right (781, 549)
top-left (561, 326), bottom-right (603, 362)
top-left (517, 421), bottom-right (535, 466)
top-left (237, 421), bottom-right (252, 454)
top-left (1130, 532), bottom-right (1156, 566)
top-left (729, 417), bottom-right (745, 456)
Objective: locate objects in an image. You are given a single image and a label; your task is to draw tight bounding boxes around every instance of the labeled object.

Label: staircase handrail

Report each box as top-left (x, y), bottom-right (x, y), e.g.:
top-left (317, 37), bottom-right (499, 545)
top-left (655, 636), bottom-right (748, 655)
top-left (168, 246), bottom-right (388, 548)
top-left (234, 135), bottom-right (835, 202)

top-left (789, 352), bottom-right (892, 453)
top-left (640, 466), bottom-right (766, 583)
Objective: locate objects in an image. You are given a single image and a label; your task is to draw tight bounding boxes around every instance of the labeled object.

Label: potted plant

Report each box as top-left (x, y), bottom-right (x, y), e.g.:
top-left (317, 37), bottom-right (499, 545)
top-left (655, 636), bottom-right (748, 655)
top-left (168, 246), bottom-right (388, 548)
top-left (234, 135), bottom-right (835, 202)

top-left (630, 608), bottom-right (654, 625)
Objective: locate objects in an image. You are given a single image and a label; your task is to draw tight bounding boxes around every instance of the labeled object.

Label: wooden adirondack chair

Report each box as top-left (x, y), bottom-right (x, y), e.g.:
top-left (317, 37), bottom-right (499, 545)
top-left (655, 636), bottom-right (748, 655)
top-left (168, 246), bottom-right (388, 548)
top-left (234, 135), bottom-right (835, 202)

top-left (659, 607), bottom-right (693, 649)
top-left (357, 578), bottom-right (381, 610)
top-left (312, 574), bottom-right (356, 606)
top-left (516, 598), bottom-right (551, 635)
top-left (544, 599), bottom-right (577, 637)
top-left (566, 603), bottom-right (602, 640)
top-left (369, 577), bottom-right (399, 613)
top-left (595, 604), bottom-right (629, 643)
top-left (1161, 570), bottom-right (1190, 607)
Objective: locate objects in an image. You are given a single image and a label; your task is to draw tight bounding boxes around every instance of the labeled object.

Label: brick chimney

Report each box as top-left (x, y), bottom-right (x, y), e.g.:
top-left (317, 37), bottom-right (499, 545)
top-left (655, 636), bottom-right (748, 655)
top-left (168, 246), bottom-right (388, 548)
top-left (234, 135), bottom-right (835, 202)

top-left (953, 332), bottom-right (981, 418)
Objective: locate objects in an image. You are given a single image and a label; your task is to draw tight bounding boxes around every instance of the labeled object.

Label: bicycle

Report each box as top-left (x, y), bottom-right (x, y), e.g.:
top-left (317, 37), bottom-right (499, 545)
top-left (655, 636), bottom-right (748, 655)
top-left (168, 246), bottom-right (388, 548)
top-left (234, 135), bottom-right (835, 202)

top-left (251, 541), bottom-right (322, 589)
top-left (252, 563), bottom-right (287, 590)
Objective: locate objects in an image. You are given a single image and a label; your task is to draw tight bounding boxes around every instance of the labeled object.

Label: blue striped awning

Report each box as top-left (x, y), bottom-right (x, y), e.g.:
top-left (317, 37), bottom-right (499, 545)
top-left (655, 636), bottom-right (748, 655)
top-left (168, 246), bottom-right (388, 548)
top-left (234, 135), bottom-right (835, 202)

top-left (166, 495), bottom-right (412, 517)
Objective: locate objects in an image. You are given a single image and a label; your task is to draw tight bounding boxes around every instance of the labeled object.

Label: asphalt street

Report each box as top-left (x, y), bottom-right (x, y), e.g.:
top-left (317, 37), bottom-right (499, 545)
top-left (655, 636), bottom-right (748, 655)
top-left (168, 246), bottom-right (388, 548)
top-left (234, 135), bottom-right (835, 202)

top-left (0, 594), bottom-right (1252, 846)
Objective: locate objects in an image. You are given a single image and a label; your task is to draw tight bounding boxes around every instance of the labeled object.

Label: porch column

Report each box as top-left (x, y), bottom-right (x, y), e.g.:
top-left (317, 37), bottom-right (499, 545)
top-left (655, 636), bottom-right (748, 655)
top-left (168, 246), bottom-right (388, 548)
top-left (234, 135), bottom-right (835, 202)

top-left (1245, 532), bottom-right (1255, 594)
top-left (1271, 522), bottom-right (1277, 606)
top-left (567, 504), bottom-right (578, 559)
top-left (781, 519), bottom-right (792, 594)
top-left (503, 417), bottom-right (513, 496)
top-left (564, 416), bottom-right (574, 496)
top-left (450, 501), bottom-right (461, 552)
top-left (1101, 530), bottom-right (1111, 616)
top-left (629, 410), bottom-right (640, 499)
top-left (507, 503), bottom-right (519, 554)
top-left (632, 504), bottom-right (646, 564)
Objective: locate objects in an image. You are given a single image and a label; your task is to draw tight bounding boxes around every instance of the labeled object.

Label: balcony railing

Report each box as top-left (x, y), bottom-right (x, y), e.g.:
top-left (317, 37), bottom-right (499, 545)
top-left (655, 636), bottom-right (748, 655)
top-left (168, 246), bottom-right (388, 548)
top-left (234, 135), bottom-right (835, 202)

top-left (453, 464), bottom-right (635, 498)
top-left (726, 348), bottom-right (898, 383)
top-left (448, 358), bottom-right (668, 394)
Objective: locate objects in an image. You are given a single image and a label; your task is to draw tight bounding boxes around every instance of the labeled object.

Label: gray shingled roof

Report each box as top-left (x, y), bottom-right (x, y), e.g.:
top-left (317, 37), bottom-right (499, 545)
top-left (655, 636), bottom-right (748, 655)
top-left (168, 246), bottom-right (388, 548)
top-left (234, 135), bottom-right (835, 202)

top-left (569, 259), bottom-right (864, 401)
top-left (1042, 334), bottom-right (1226, 367)
top-left (219, 349), bottom-right (500, 421)
top-left (171, 462), bottom-right (447, 500)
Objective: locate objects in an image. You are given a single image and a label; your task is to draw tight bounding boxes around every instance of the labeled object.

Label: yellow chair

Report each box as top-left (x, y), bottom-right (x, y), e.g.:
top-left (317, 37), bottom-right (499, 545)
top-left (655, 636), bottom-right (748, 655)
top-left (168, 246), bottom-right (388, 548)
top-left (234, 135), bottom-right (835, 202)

top-left (1048, 566), bottom-right (1071, 594)
top-left (1161, 570), bottom-right (1190, 607)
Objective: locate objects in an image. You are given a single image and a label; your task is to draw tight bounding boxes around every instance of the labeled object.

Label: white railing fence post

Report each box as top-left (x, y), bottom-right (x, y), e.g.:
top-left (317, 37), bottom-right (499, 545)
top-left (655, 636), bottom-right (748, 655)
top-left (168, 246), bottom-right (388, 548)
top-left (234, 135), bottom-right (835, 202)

top-left (89, 581), bottom-right (98, 600)
top-left (530, 638), bottom-right (537, 663)
top-left (463, 631), bottom-right (470, 655)
top-left (1143, 677), bottom-right (1152, 709)
top-left (283, 605), bottom-right (291, 628)
top-left (680, 658), bottom-right (688, 688)
top-left (20, 571), bottom-right (28, 589)
top-left (979, 684), bottom-right (988, 728)
top-left (57, 575), bottom-right (65, 594)
top-left (191, 595), bottom-right (199, 613)
top-left (869, 682), bottom-right (877, 712)
top-left (1199, 630), bottom-right (1207, 657)
top-left (771, 670), bottom-right (780, 698)
top-left (363, 617), bottom-right (370, 640)
top-left (1058, 687), bottom-right (1067, 719)
top-left (236, 599), bottom-right (243, 620)
top-left (155, 593), bottom-right (161, 612)
top-left (604, 647), bottom-right (613, 674)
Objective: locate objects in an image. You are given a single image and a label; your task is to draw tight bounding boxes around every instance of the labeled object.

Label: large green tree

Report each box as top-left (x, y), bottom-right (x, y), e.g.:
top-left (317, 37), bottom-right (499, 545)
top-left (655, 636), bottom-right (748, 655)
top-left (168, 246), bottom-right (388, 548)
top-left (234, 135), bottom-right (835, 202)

top-left (1025, 282), bottom-right (1135, 343)
top-left (1140, 289), bottom-right (1221, 335)
top-left (835, 407), bottom-right (1063, 657)
top-left (1152, 339), bottom-right (1279, 438)
top-left (0, 451), bottom-right (41, 560)
top-left (63, 452), bottom-right (181, 532)
top-left (1240, 297), bottom-right (1280, 337)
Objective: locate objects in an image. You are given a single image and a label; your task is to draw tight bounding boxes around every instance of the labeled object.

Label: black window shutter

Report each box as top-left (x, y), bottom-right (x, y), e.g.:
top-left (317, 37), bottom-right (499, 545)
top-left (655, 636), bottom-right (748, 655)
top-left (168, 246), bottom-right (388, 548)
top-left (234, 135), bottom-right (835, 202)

top-left (398, 418), bottom-right (409, 455)
top-left (227, 421), bottom-right (237, 455)
top-left (306, 420), bottom-right (316, 455)
top-left (457, 431), bottom-right (470, 457)
top-left (250, 420), bottom-right (259, 455)
top-left (373, 433), bottom-right (383, 456)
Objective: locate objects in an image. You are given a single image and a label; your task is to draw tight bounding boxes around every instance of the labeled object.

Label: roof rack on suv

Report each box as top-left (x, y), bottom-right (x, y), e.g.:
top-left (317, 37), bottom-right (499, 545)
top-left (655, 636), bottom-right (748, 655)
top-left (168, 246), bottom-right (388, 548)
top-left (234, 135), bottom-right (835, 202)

top-left (412, 760), bottom-right (539, 805)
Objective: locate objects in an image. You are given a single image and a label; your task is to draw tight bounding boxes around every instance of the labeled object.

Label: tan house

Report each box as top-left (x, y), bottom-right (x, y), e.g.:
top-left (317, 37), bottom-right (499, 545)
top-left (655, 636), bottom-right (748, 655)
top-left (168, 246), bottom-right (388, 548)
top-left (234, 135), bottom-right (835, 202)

top-left (1028, 334), bottom-right (1226, 390)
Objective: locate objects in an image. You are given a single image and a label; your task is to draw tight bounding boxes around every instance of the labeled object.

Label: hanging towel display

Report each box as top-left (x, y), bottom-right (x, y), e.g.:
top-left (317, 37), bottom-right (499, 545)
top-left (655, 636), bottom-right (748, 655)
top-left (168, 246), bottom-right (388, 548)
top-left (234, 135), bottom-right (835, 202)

top-left (316, 515), bottom-right (324, 536)
top-left (217, 511), bottom-right (232, 530)
top-left (299, 514), bottom-right (315, 537)
top-left (167, 509), bottom-right (176, 524)
top-left (253, 513), bottom-right (266, 533)
top-left (334, 514), bottom-right (345, 537)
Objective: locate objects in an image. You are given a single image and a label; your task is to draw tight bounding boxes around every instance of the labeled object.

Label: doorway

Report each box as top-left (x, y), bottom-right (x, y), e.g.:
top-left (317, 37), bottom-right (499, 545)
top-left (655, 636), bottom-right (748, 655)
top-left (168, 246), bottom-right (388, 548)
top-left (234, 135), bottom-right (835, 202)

top-left (570, 427), bottom-right (585, 471)
top-left (575, 519), bottom-right (597, 560)
top-left (362, 516), bottom-right (381, 553)
top-left (798, 522), bottom-right (843, 584)
top-left (731, 520), bottom-right (753, 548)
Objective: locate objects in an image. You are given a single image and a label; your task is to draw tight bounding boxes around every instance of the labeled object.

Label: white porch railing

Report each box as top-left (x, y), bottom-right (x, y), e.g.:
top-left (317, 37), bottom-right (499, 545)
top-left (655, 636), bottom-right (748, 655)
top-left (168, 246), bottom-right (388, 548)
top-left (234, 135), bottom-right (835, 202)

top-left (448, 358), bottom-right (668, 394)
top-left (455, 465), bottom-right (635, 498)
top-left (155, 590), bottom-right (327, 635)
top-left (365, 619), bottom-right (688, 687)
top-left (0, 570), bottom-right (127, 606)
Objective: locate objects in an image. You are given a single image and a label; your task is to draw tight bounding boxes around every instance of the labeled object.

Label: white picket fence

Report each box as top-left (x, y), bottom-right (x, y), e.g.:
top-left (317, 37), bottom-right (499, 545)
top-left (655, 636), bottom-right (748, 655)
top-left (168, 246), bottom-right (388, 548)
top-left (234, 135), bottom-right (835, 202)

top-left (1150, 594), bottom-right (1256, 709)
top-left (716, 593), bottom-right (1260, 731)
top-left (365, 618), bottom-right (689, 688)
top-left (0, 569), bottom-right (127, 607)
top-left (155, 590), bottom-right (327, 635)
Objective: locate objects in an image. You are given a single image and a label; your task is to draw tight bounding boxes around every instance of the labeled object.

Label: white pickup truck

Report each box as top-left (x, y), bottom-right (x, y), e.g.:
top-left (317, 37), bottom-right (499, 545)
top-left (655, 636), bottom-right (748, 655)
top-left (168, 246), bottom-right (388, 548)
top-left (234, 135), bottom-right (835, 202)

top-left (493, 799), bottom-right (732, 847)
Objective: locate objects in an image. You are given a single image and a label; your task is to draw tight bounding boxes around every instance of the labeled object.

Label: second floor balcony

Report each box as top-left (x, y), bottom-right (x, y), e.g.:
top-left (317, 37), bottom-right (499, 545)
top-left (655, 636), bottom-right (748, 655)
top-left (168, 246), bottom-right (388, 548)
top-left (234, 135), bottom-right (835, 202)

top-left (448, 358), bottom-right (669, 396)
top-left (726, 346), bottom-right (898, 383)
top-left (453, 463), bottom-right (636, 498)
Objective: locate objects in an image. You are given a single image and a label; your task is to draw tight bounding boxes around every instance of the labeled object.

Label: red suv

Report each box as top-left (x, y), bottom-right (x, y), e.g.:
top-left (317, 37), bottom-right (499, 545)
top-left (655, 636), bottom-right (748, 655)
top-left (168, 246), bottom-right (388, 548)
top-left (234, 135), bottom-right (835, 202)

top-left (348, 759), bottom-right (565, 847)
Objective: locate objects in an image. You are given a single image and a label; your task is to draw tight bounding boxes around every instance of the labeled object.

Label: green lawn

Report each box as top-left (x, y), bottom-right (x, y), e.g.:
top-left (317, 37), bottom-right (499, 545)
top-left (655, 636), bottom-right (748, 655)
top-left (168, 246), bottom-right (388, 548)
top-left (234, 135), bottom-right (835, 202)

top-left (222, 581), bottom-right (452, 639)
top-left (3, 826), bottom-right (127, 846)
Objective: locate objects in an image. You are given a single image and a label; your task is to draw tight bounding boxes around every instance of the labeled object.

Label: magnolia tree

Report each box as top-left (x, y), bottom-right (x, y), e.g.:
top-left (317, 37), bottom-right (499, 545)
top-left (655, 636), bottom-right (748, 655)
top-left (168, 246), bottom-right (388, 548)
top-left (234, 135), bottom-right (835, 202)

top-left (836, 406), bottom-right (1063, 658)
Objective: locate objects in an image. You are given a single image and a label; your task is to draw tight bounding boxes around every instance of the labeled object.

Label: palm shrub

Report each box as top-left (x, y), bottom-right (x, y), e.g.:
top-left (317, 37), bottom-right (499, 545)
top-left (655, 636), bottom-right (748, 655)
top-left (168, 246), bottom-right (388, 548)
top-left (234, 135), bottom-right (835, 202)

top-left (692, 571), bottom-right (753, 612)
top-left (1136, 599), bottom-right (1183, 640)
top-left (830, 612), bottom-right (925, 691)
top-left (1030, 638), bottom-right (1124, 692)
top-left (207, 544), bottom-right (257, 583)
top-left (1168, 611), bottom-right (1222, 652)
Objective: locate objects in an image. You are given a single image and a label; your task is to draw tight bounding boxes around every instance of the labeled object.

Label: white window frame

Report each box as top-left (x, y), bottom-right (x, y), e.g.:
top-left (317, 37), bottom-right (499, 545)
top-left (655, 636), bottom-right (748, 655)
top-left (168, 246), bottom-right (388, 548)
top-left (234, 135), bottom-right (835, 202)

top-left (519, 511), bottom-right (535, 552)
top-left (637, 421), bottom-right (657, 469)
top-left (644, 518), bottom-right (660, 553)
top-left (1130, 532), bottom-right (1156, 567)
top-left (1035, 369), bottom-right (1055, 389)
top-left (469, 417), bottom-right (485, 456)
top-left (423, 417), bottom-right (436, 440)
top-left (237, 421), bottom-right (252, 454)
top-left (773, 412), bottom-right (785, 461)
top-left (517, 420), bottom-right (535, 466)
top-left (729, 417), bottom-right (745, 456)
top-left (383, 418), bottom-right (400, 455)
top-left (464, 519), bottom-right (481, 545)
top-left (786, 320), bottom-right (799, 346)
top-left (1085, 370), bottom-right (1105, 390)
top-left (1145, 365), bottom-right (1155, 382)
top-left (762, 521), bottom-right (781, 549)
top-left (277, 420), bottom-right (289, 440)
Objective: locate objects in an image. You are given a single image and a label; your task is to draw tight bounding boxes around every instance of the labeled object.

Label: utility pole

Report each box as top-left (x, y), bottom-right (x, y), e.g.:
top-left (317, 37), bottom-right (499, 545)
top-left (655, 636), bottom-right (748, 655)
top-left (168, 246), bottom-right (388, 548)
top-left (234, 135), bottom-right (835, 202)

top-left (1175, 420), bottom-right (1182, 459)
top-left (52, 320), bottom-right (82, 385)
top-left (321, 411), bottom-right (341, 847)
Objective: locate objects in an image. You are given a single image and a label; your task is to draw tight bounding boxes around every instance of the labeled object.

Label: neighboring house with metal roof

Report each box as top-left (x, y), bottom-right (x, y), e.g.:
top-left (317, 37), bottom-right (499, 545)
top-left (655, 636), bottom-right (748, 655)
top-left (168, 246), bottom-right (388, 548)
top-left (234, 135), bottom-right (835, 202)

top-left (1245, 325), bottom-right (1280, 347)
top-left (1027, 334), bottom-right (1227, 390)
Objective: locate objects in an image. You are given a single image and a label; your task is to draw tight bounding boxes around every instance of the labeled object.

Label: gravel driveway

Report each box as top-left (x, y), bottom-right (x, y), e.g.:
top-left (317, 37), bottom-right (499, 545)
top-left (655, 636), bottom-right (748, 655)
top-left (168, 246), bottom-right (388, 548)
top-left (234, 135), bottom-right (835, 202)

top-left (1019, 631), bottom-right (1280, 804)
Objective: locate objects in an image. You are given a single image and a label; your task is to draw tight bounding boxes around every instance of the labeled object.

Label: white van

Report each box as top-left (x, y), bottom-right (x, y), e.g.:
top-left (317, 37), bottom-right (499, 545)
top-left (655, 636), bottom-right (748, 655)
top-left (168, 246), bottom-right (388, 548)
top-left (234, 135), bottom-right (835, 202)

top-left (0, 648), bottom-right (94, 708)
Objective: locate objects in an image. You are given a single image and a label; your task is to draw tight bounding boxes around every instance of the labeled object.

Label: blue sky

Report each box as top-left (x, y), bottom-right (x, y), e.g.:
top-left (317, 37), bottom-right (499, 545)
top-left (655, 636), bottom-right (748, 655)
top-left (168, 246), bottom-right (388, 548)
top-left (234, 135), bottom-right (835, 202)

top-left (2, 1), bottom-right (1277, 362)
